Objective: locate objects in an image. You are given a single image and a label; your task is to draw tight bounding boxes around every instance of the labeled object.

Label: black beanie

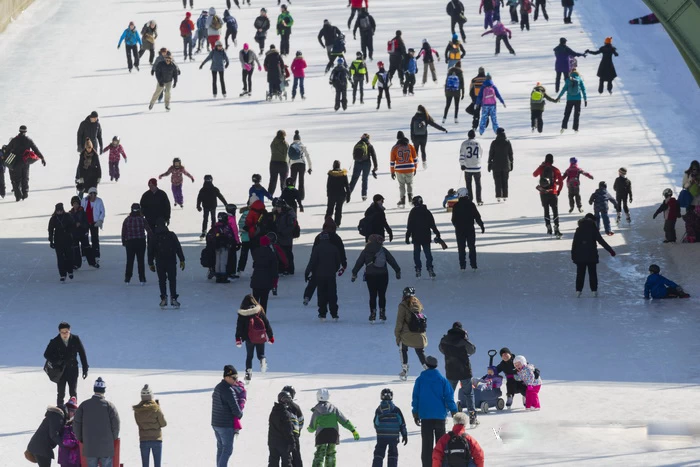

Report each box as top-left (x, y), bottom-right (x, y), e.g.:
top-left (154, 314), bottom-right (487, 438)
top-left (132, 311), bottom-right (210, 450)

top-left (223, 365), bottom-right (237, 378)
top-left (294, 130), bottom-right (300, 141)
top-left (397, 131), bottom-right (405, 140)
top-left (545, 153), bottom-right (554, 164)
top-left (499, 347), bottom-right (511, 357)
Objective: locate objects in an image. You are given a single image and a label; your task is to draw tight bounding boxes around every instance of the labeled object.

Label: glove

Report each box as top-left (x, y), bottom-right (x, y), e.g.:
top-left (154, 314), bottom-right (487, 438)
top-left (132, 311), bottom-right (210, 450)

top-left (199, 65), bottom-right (203, 69)
top-left (173, 82), bottom-right (177, 88)
top-left (629, 198), bottom-right (633, 204)
top-left (346, 195), bottom-right (351, 203)
top-left (234, 243), bottom-right (242, 251)
top-left (503, 103), bottom-right (507, 108)
top-left (610, 250), bottom-right (616, 257)
top-left (413, 414), bottom-right (421, 426)
top-left (97, 220), bottom-right (104, 229)
top-left (352, 430), bottom-right (360, 441)
top-left (158, 81), bottom-right (164, 87)
top-left (50, 242), bottom-right (55, 249)
top-left (487, 166), bottom-right (492, 173)
top-left (444, 129), bottom-right (448, 133)
top-left (77, 178), bottom-right (84, 184)
top-left (405, 237), bottom-right (410, 245)
top-left (225, 63), bottom-right (229, 69)
top-left (584, 101), bottom-right (588, 107)
top-left (82, 369), bottom-right (88, 379)
top-left (351, 275), bottom-right (357, 282)
top-left (461, 166), bottom-right (467, 171)
top-left (388, 232), bottom-right (393, 242)
top-left (236, 338), bottom-right (242, 348)
top-left (534, 368), bottom-right (540, 379)
top-left (372, 86), bottom-right (375, 90)
top-left (269, 337), bottom-right (275, 344)
top-left (124, 158), bottom-right (127, 163)
top-left (258, 66), bottom-right (262, 71)
top-left (117, 45), bottom-right (120, 49)
top-left (299, 205), bottom-right (305, 213)
top-left (555, 98), bottom-right (560, 103)
top-left (149, 264), bottom-right (156, 272)
top-left (307, 426), bottom-right (314, 433)
top-left (371, 169), bottom-right (377, 179)
top-left (396, 271), bottom-right (401, 280)
top-left (41, 159), bottom-right (46, 166)
top-left (652, 213), bottom-right (657, 219)
top-left (402, 434), bottom-right (408, 445)
top-left (337, 267), bottom-right (345, 277)
top-left (391, 172), bottom-right (397, 180)
top-left (353, 34), bottom-right (356, 40)
top-left (197, 206), bottom-right (202, 212)
top-left (180, 261), bottom-right (186, 271)
top-left (97, 178), bottom-right (101, 184)
top-left (481, 226), bottom-right (485, 234)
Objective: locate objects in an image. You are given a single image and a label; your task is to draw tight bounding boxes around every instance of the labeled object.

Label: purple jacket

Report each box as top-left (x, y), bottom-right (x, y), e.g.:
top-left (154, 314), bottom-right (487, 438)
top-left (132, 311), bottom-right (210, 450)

top-left (58, 424), bottom-right (80, 467)
top-left (554, 43), bottom-right (584, 73)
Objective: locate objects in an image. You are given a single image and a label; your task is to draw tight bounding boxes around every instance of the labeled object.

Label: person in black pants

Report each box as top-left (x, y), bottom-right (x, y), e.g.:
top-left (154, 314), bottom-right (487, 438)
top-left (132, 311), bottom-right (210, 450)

top-left (487, 127), bottom-right (513, 201)
top-left (387, 30), bottom-right (406, 85)
top-left (451, 188), bottom-right (484, 271)
top-left (251, 235), bottom-right (278, 313)
top-left (147, 220), bottom-right (185, 307)
top-left (43, 322), bottom-right (89, 407)
top-left (351, 234), bottom-right (401, 323)
top-left (534, 0), bottom-right (548, 20)
top-left (235, 295), bottom-right (273, 382)
top-left (68, 196), bottom-right (97, 269)
top-left (26, 405), bottom-right (65, 467)
top-left (446, 0), bottom-right (467, 41)
top-left (533, 153), bottom-right (564, 236)
top-left (348, 134), bottom-right (378, 201)
top-left (122, 203), bottom-right (151, 284)
top-left (353, 8), bottom-right (375, 60)
top-left (571, 213), bottom-right (615, 296)
top-left (303, 218), bottom-right (347, 305)
top-left (405, 196), bottom-right (440, 277)
top-left (325, 160), bottom-right (350, 227)
top-left (48, 203), bottom-right (75, 282)
top-left (197, 175), bottom-right (228, 238)
top-left (305, 232), bottom-right (341, 320)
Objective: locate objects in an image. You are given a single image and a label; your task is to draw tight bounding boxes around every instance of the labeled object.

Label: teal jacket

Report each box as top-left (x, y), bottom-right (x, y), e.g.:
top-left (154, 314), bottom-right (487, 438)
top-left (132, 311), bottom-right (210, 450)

top-left (557, 75), bottom-right (587, 102)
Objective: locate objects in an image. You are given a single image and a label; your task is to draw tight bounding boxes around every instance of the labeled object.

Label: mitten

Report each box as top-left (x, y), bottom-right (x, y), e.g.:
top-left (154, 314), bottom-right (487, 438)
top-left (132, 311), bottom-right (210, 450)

top-left (413, 414), bottom-right (421, 426)
top-left (149, 264), bottom-right (156, 272)
top-left (396, 271), bottom-right (401, 280)
top-left (180, 261), bottom-right (186, 271)
top-left (352, 430), bottom-right (360, 441)
top-left (269, 337), bottom-right (275, 344)
top-left (351, 275), bottom-right (357, 282)
top-left (236, 338), bottom-right (242, 348)
top-left (337, 267), bottom-right (345, 277)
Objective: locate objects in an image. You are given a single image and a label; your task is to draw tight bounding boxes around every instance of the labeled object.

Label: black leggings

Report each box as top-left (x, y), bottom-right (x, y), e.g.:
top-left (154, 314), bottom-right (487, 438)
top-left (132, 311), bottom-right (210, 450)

top-left (443, 94), bottom-right (461, 119)
top-left (253, 287), bottom-right (271, 313)
top-left (237, 241), bottom-right (250, 272)
top-left (412, 136), bottom-right (427, 162)
top-left (242, 68), bottom-right (253, 92)
top-left (326, 195), bottom-right (346, 227)
top-left (212, 70), bottom-right (226, 96)
top-left (245, 340), bottom-right (265, 370)
top-left (225, 28), bottom-right (237, 48)
top-left (401, 344), bottom-right (426, 366)
top-left (615, 195), bottom-right (629, 214)
top-left (366, 273), bottom-right (389, 310)
top-left (575, 263), bottom-right (597, 292)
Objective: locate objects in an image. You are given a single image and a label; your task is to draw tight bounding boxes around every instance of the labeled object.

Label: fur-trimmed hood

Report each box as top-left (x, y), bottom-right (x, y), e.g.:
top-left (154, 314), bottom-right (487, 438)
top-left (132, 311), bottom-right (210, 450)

top-left (238, 304), bottom-right (263, 316)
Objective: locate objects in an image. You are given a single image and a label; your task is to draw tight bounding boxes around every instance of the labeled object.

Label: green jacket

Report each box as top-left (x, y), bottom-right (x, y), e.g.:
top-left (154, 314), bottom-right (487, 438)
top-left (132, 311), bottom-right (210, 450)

top-left (277, 12), bottom-right (293, 36)
top-left (307, 401), bottom-right (355, 445)
top-left (270, 136), bottom-right (289, 163)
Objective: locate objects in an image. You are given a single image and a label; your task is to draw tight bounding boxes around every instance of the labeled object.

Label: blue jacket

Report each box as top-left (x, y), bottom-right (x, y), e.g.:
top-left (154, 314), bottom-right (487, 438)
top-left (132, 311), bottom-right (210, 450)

top-left (224, 11), bottom-right (238, 31)
top-left (411, 368), bottom-right (458, 420)
top-left (588, 188), bottom-right (618, 213)
top-left (211, 379), bottom-right (243, 427)
top-left (118, 28), bottom-right (142, 47)
top-left (249, 185), bottom-right (272, 202)
top-left (644, 273), bottom-right (678, 299)
top-left (201, 49), bottom-right (230, 72)
top-left (405, 57), bottom-right (418, 75)
top-left (373, 401), bottom-right (408, 440)
top-left (557, 74), bottom-right (587, 102)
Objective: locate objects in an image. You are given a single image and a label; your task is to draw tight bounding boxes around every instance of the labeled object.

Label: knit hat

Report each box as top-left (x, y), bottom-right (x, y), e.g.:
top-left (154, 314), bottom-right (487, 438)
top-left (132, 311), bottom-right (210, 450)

top-left (499, 347), bottom-right (511, 357)
top-left (452, 321), bottom-right (463, 330)
top-left (618, 167), bottom-right (627, 175)
top-left (293, 130), bottom-right (301, 141)
top-left (545, 153), bottom-right (554, 164)
top-left (90, 111), bottom-right (98, 118)
top-left (599, 181), bottom-right (607, 189)
top-left (395, 30), bottom-right (402, 36)
top-left (141, 384), bottom-right (153, 401)
top-left (513, 355), bottom-right (527, 366)
top-left (560, 37), bottom-right (567, 44)
top-left (269, 44), bottom-right (276, 50)
top-left (71, 196), bottom-right (81, 206)
top-left (322, 216), bottom-right (337, 233)
top-left (243, 43), bottom-right (249, 50)
top-left (425, 356), bottom-right (438, 369)
top-left (223, 365), bottom-right (237, 378)
top-left (569, 157), bottom-right (577, 164)
top-left (373, 194), bottom-right (384, 203)
top-left (453, 412), bottom-right (468, 426)
top-left (19, 125), bottom-right (27, 133)
top-left (396, 131), bottom-right (405, 140)
top-left (468, 130), bottom-right (475, 139)
top-left (215, 40), bottom-right (223, 47)
top-left (148, 178), bottom-right (158, 187)
top-left (496, 127), bottom-right (505, 135)
top-left (66, 397), bottom-right (78, 409)
top-left (604, 37), bottom-right (612, 44)
top-left (260, 235), bottom-right (271, 247)
top-left (238, 294), bottom-right (261, 314)
top-left (94, 377), bottom-right (106, 393)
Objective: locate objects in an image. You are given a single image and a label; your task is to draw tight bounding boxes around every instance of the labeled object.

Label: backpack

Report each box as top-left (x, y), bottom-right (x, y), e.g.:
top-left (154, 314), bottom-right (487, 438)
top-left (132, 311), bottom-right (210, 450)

top-left (357, 216), bottom-right (369, 236)
top-left (366, 248), bottom-right (387, 268)
top-left (288, 143), bottom-right (303, 161)
top-left (444, 432), bottom-right (472, 467)
top-left (387, 38), bottom-right (399, 54)
top-left (376, 407), bottom-right (401, 434)
top-left (482, 86), bottom-right (495, 102)
top-left (407, 310), bottom-right (427, 333)
top-left (211, 14), bottom-right (223, 30)
top-left (445, 74), bottom-right (460, 92)
top-left (412, 117), bottom-right (428, 136)
top-left (353, 141), bottom-right (369, 161)
top-left (247, 314), bottom-right (268, 344)
top-left (568, 78), bottom-right (580, 96)
top-left (539, 165), bottom-right (554, 190)
top-left (331, 38), bottom-right (346, 54)
top-left (530, 89), bottom-right (544, 105)
top-left (197, 16), bottom-right (207, 29)
top-left (180, 19), bottom-right (192, 37)
top-left (447, 43), bottom-right (461, 60)
top-left (226, 16), bottom-right (237, 30)
top-left (332, 67), bottom-right (348, 86)
top-left (359, 16), bottom-right (371, 30)
top-left (200, 246), bottom-right (214, 268)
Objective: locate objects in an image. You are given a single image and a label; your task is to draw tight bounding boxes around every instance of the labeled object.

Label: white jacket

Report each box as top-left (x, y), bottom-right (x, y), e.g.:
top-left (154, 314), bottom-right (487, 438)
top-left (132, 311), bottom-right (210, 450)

top-left (81, 196), bottom-right (106, 227)
top-left (288, 141), bottom-right (312, 170)
top-left (459, 139), bottom-right (482, 173)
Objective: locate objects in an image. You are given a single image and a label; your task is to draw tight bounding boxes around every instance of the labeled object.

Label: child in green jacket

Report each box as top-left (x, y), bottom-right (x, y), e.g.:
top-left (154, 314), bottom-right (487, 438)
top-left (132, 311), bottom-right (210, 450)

top-left (307, 388), bottom-right (360, 466)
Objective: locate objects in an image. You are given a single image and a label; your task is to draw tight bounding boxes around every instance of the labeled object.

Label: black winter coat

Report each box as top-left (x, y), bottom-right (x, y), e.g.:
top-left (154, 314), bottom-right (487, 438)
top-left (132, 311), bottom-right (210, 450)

top-left (250, 245), bottom-right (278, 289)
top-left (314, 231), bottom-right (347, 269)
top-left (281, 187), bottom-right (302, 212)
top-left (147, 227), bottom-right (185, 266)
top-left (268, 402), bottom-right (296, 448)
top-left (254, 16), bottom-right (271, 37)
top-left (77, 150), bottom-right (102, 189)
top-left (70, 208), bottom-right (90, 237)
top-left (571, 217), bottom-right (613, 264)
top-left (488, 133), bottom-right (514, 172)
top-left (27, 407), bottom-right (65, 459)
top-left (306, 237), bottom-right (341, 279)
top-left (495, 354), bottom-right (518, 377)
top-left (155, 60), bottom-right (179, 85)
top-left (406, 205), bottom-right (439, 244)
top-left (6, 133), bottom-right (44, 161)
top-left (451, 198), bottom-right (484, 233)
top-left (588, 44), bottom-right (618, 81)
top-left (44, 334), bottom-right (89, 370)
top-left (48, 213), bottom-right (75, 247)
top-left (353, 12), bottom-right (376, 35)
top-left (438, 328), bottom-right (476, 380)
top-left (364, 203), bottom-right (392, 238)
top-left (318, 24), bottom-right (342, 47)
top-left (211, 380), bottom-right (243, 427)
top-left (274, 209), bottom-right (296, 246)
top-left (235, 308), bottom-right (273, 342)
top-left (410, 113), bottom-right (446, 140)
top-left (264, 50), bottom-right (283, 84)
top-left (196, 182), bottom-right (227, 210)
top-left (77, 117), bottom-right (103, 152)
top-left (327, 169), bottom-right (350, 200)
top-left (140, 189), bottom-right (171, 224)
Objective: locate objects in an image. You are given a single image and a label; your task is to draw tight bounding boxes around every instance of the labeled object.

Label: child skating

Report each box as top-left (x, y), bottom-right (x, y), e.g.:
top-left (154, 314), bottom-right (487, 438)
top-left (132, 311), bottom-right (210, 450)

top-left (235, 294), bottom-right (274, 383)
top-left (529, 82), bottom-right (557, 133)
top-left (561, 157), bottom-right (593, 213)
top-left (373, 388), bottom-right (408, 467)
top-left (481, 20), bottom-right (515, 56)
top-left (308, 388), bottom-right (360, 467)
top-left (613, 167), bottom-right (632, 224)
top-left (101, 136), bottom-right (127, 182)
top-left (403, 49), bottom-right (417, 96)
top-left (250, 173), bottom-right (273, 204)
top-left (589, 181), bottom-right (618, 236)
top-left (644, 264), bottom-right (690, 299)
top-left (159, 157), bottom-right (195, 208)
top-left (653, 189), bottom-right (680, 243)
top-left (372, 61), bottom-right (391, 110)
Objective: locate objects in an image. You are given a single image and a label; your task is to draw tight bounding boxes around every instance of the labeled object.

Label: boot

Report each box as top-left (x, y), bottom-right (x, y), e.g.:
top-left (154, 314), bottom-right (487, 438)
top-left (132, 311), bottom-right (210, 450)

top-left (160, 296), bottom-right (168, 308)
top-left (171, 297), bottom-right (180, 308)
top-left (260, 357), bottom-right (268, 373)
top-left (616, 212), bottom-right (621, 224)
top-left (546, 225), bottom-right (553, 235)
top-left (399, 364), bottom-right (408, 381)
top-left (397, 197), bottom-right (405, 208)
top-left (244, 369), bottom-right (252, 383)
top-left (216, 274), bottom-right (231, 284)
top-left (626, 213), bottom-right (631, 223)
top-left (379, 308), bottom-right (387, 321)
top-left (415, 267), bottom-right (421, 278)
top-left (427, 267), bottom-right (436, 278)
top-left (369, 309), bottom-right (376, 322)
top-left (506, 395), bottom-right (513, 407)
top-left (469, 411), bottom-right (480, 427)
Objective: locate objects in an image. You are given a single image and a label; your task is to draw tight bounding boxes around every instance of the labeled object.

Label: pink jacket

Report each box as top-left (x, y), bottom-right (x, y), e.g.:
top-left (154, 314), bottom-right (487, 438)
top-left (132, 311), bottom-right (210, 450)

top-left (482, 22), bottom-right (511, 38)
top-left (159, 165), bottom-right (194, 186)
top-left (291, 57), bottom-right (307, 78)
top-left (562, 163), bottom-right (593, 189)
top-left (232, 381), bottom-right (247, 432)
top-left (102, 143), bottom-right (127, 163)
top-left (227, 215), bottom-right (241, 244)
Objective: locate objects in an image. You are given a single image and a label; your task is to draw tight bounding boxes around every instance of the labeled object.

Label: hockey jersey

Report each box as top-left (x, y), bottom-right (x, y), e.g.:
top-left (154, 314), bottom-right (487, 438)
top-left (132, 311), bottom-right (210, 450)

top-left (459, 139), bottom-right (482, 172)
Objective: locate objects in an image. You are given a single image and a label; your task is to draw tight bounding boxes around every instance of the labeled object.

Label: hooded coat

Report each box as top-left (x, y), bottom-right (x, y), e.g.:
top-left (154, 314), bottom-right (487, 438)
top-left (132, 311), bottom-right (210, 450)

top-left (77, 116), bottom-right (103, 153)
top-left (363, 202), bottom-right (393, 238)
top-left (406, 204), bottom-right (439, 244)
top-left (197, 181), bottom-right (227, 210)
top-left (571, 216), bottom-right (614, 264)
top-left (140, 188), bottom-right (171, 225)
top-left (268, 402), bottom-right (296, 448)
top-left (48, 213), bottom-right (75, 247)
top-left (451, 197), bottom-right (484, 233)
top-left (147, 224), bottom-right (184, 266)
top-left (394, 299), bottom-right (428, 349)
top-left (487, 133), bottom-right (513, 172)
top-left (557, 73), bottom-right (587, 102)
top-left (201, 48), bottom-right (230, 72)
top-left (306, 234), bottom-right (341, 279)
top-left (133, 400), bottom-right (167, 441)
top-left (326, 168), bottom-right (350, 199)
top-left (77, 149), bottom-right (101, 190)
top-left (554, 43), bottom-right (584, 73)
top-left (352, 239), bottom-right (400, 277)
top-left (314, 223), bottom-right (347, 269)
top-left (27, 406), bottom-right (65, 459)
top-left (438, 328), bottom-right (476, 380)
top-left (235, 302), bottom-right (273, 342)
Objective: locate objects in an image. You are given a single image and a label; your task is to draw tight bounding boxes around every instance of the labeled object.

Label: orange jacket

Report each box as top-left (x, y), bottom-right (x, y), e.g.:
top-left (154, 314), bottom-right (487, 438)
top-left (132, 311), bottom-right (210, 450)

top-left (390, 142), bottom-right (417, 175)
top-left (432, 424), bottom-right (485, 467)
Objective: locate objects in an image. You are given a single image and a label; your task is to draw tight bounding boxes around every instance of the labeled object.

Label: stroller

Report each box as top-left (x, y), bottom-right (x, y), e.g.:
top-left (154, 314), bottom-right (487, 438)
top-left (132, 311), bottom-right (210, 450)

top-left (472, 349), bottom-right (505, 413)
top-left (266, 64), bottom-right (289, 101)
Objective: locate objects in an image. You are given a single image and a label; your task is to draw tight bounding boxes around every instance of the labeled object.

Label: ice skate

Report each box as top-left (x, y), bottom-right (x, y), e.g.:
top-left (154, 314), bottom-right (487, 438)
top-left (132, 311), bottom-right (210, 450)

top-left (606, 231), bottom-right (614, 236)
top-left (477, 201), bottom-right (483, 206)
top-left (554, 228), bottom-right (562, 239)
top-left (546, 226), bottom-right (553, 236)
top-left (318, 315), bottom-right (326, 322)
top-left (362, 196), bottom-right (367, 201)
top-left (626, 214), bottom-right (631, 223)
top-left (171, 297), bottom-right (180, 308)
top-left (568, 207), bottom-right (574, 213)
top-left (506, 395), bottom-right (513, 407)
top-left (397, 197), bottom-right (405, 208)
top-left (422, 160), bottom-right (428, 170)
top-left (379, 308), bottom-right (387, 322)
top-left (578, 207), bottom-right (583, 213)
top-left (60, 277), bottom-right (66, 283)
top-left (469, 411), bottom-right (480, 428)
top-left (497, 198), bottom-right (502, 203)
top-left (616, 213), bottom-right (621, 224)
top-left (260, 357), bottom-right (267, 373)
top-left (369, 309), bottom-right (376, 323)
top-left (415, 267), bottom-right (421, 278)
top-left (68, 273), bottom-right (73, 280)
top-left (332, 317), bottom-right (339, 322)
top-left (560, 128), bottom-right (565, 134)
top-left (159, 297), bottom-right (168, 309)
top-left (427, 268), bottom-right (436, 279)
top-left (531, 126), bottom-right (536, 132)
top-left (593, 291), bottom-right (598, 298)
top-left (399, 364), bottom-right (408, 381)
top-left (244, 369), bottom-right (252, 383)
top-left (576, 291), bottom-right (582, 298)
top-left (272, 287), bottom-right (278, 296)
top-left (454, 117), bottom-right (459, 124)
top-left (303, 297), bottom-right (310, 306)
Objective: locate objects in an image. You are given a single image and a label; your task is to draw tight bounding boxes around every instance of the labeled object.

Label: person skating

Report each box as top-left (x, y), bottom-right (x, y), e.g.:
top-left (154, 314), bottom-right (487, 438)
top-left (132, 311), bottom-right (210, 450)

top-left (118, 21), bottom-right (142, 72)
top-left (269, 130), bottom-right (289, 196)
top-left (533, 153), bottom-right (564, 237)
top-left (74, 377), bottom-right (121, 467)
top-left (48, 203), bottom-right (75, 282)
top-left (403, 48), bottom-right (418, 96)
top-left (101, 136), bottom-right (127, 182)
top-left (139, 20), bottom-right (158, 65)
top-left (308, 389), bottom-right (360, 466)
top-left (350, 51), bottom-right (369, 104)
top-left (479, 0), bottom-right (496, 29)
top-left (264, 44), bottom-right (286, 99)
top-left (179, 12), bottom-right (195, 62)
top-left (529, 82), bottom-right (557, 133)
top-left (372, 61), bottom-right (391, 110)
top-left (223, 9), bottom-right (238, 49)
top-left (58, 397), bottom-right (80, 467)
top-left (159, 157), bottom-right (195, 208)
top-left (417, 39), bottom-right (440, 85)
top-left (290, 51), bottom-right (307, 100)
top-left (653, 189), bottom-right (680, 243)
top-left (235, 294), bottom-right (274, 382)
top-left (442, 61), bottom-right (464, 124)
top-left (206, 7), bottom-right (223, 50)
top-left (439, 322), bottom-right (477, 422)
top-left (513, 355), bottom-right (542, 410)
top-left (645, 264), bottom-right (690, 299)
top-left (254, 8), bottom-right (271, 54)
top-left (200, 40), bottom-right (230, 98)
top-left (487, 127), bottom-right (513, 201)
top-left (318, 19), bottom-right (342, 68)
top-left (325, 160), bottom-right (350, 227)
top-left (147, 220), bottom-right (185, 308)
top-left (476, 75), bottom-right (506, 134)
top-left (26, 405), bottom-right (65, 467)
top-left (273, 198), bottom-right (297, 274)
top-left (387, 30), bottom-right (407, 85)
top-left (237, 203), bottom-right (252, 274)
top-left (446, 0), bottom-right (467, 41)
top-left (75, 139), bottom-right (101, 199)
top-left (69, 196), bottom-right (98, 270)
top-left (286, 130), bottom-right (311, 201)
top-left (327, 33), bottom-right (348, 75)
top-left (459, 130), bottom-right (483, 205)
top-left (277, 5), bottom-right (293, 56)
top-left (81, 187), bottom-right (105, 260)
top-left (4, 125), bottom-right (46, 201)
top-left (211, 365), bottom-right (244, 466)
top-left (562, 0), bottom-right (575, 23)
top-left (556, 69), bottom-right (587, 133)
top-left (44, 322), bottom-right (88, 406)
top-left (148, 52), bottom-right (178, 111)
top-left (589, 181), bottom-right (619, 235)
top-left (0, 144), bottom-right (6, 199)
top-left (410, 105), bottom-right (447, 169)
top-left (245, 196), bottom-right (274, 247)
top-left (250, 234), bottom-right (278, 312)
top-left (406, 196), bottom-right (440, 278)
top-left (390, 131), bottom-right (418, 208)
top-left (224, 204), bottom-right (242, 280)
top-left (207, 212), bottom-right (235, 283)
top-left (195, 10), bottom-right (209, 53)
top-left (349, 133), bottom-right (378, 200)
top-left (519, 0), bottom-right (532, 31)
top-left (122, 203), bottom-right (151, 285)
top-left (562, 157), bottom-right (593, 213)
top-left (451, 188), bottom-right (485, 271)
top-left (239, 43), bottom-right (262, 96)
top-left (351, 234), bottom-right (401, 323)
top-left (571, 213), bottom-right (615, 297)
top-left (197, 175), bottom-right (228, 238)
top-left (329, 57), bottom-right (352, 111)
top-left (268, 391), bottom-right (298, 466)
top-left (506, 0), bottom-right (519, 23)
top-left (140, 178), bottom-right (171, 230)
top-left (431, 412), bottom-right (485, 467)
top-left (133, 385), bottom-right (167, 467)
top-left (444, 34), bottom-right (465, 69)
top-left (396, 288), bottom-right (429, 377)
top-left (534, 0), bottom-right (549, 21)
top-left (553, 37), bottom-right (585, 92)
top-left (361, 194), bottom-right (394, 241)
top-left (372, 388), bottom-right (408, 467)
top-left (347, 0), bottom-right (368, 29)
top-left (279, 385), bottom-right (304, 467)
top-left (613, 167), bottom-right (633, 224)
top-left (303, 217), bottom-right (347, 306)
top-left (466, 67), bottom-right (487, 130)
top-left (305, 231), bottom-right (342, 321)
top-left (353, 8), bottom-right (376, 60)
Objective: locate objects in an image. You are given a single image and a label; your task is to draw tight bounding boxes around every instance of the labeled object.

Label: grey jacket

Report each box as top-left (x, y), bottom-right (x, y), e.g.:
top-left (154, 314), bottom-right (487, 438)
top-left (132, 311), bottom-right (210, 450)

top-left (239, 49), bottom-right (261, 69)
top-left (74, 394), bottom-right (120, 458)
top-left (351, 241), bottom-right (400, 277)
top-left (201, 49), bottom-right (230, 72)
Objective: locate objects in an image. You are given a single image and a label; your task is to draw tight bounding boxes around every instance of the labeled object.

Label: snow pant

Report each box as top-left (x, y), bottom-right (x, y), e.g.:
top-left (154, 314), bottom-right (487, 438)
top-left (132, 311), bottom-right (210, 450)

top-left (456, 229), bottom-right (477, 269)
top-left (316, 276), bottom-right (339, 318)
top-left (555, 71), bottom-right (569, 93)
top-left (237, 241), bottom-right (250, 272)
top-left (563, 5), bottom-right (573, 22)
top-left (525, 385), bottom-right (541, 409)
top-left (575, 262), bottom-right (597, 292)
top-left (534, 0), bottom-right (548, 20)
top-left (483, 10), bottom-right (494, 29)
top-left (396, 172), bottom-right (414, 200)
top-left (182, 35), bottom-right (194, 60)
top-left (312, 444), bottom-right (335, 467)
top-left (87, 458), bottom-right (113, 467)
top-left (595, 210), bottom-right (612, 234)
top-left (281, 245), bottom-right (294, 274)
top-left (108, 160), bottom-right (121, 180)
top-left (615, 195), bottom-right (629, 214)
top-left (505, 376), bottom-right (528, 397)
top-left (531, 109), bottom-right (544, 133)
top-left (326, 195), bottom-right (346, 227)
top-left (348, 7), bottom-right (360, 29)
top-left (413, 241), bottom-right (433, 270)
top-left (420, 419), bottom-right (445, 467)
top-left (443, 93), bottom-right (461, 119)
top-left (149, 81), bottom-right (172, 107)
top-left (242, 68), bottom-right (254, 92)
top-left (352, 77), bottom-right (365, 103)
top-left (598, 78), bottom-right (614, 94)
top-left (88, 223), bottom-right (100, 258)
top-left (55, 241), bottom-right (73, 278)
top-left (541, 193), bottom-right (559, 229)
top-left (280, 34), bottom-right (290, 56)
top-left (156, 262), bottom-right (178, 299)
top-left (479, 104), bottom-right (499, 134)
top-left (377, 87), bottom-right (391, 108)
top-left (269, 444), bottom-right (293, 467)
top-left (215, 247), bottom-right (229, 274)
top-left (139, 42), bottom-right (155, 64)
top-left (202, 208), bottom-right (216, 234)
top-left (140, 440), bottom-right (162, 467)
top-left (349, 160), bottom-right (371, 197)
top-left (225, 28), bottom-right (237, 49)
top-left (372, 438), bottom-right (399, 467)
top-left (401, 344), bottom-right (426, 366)
top-left (403, 73), bottom-right (415, 94)
top-left (520, 12), bottom-right (530, 30)
top-left (464, 172), bottom-right (482, 204)
top-left (568, 186), bottom-right (581, 210)
top-left (125, 44), bottom-right (139, 70)
top-left (125, 238), bottom-right (147, 282)
top-left (664, 218), bottom-right (677, 242)
top-left (252, 287), bottom-right (271, 314)
top-left (212, 70), bottom-right (226, 96)
top-left (492, 170), bottom-right (509, 198)
top-left (495, 35), bottom-right (514, 55)
top-left (245, 340), bottom-right (265, 370)
top-left (366, 273), bottom-right (389, 311)
top-left (292, 76), bottom-right (304, 98)
top-left (360, 31), bottom-right (374, 60)
top-left (208, 34), bottom-right (220, 50)
top-left (33, 455), bottom-right (51, 467)
top-left (388, 54), bottom-right (403, 84)
top-left (449, 379), bottom-right (476, 413)
top-left (9, 163), bottom-right (29, 200)
top-left (290, 163), bottom-right (306, 200)
top-left (73, 233), bottom-right (97, 268)
top-left (509, 5), bottom-right (519, 22)
top-left (450, 17), bottom-right (466, 40)
top-left (213, 426), bottom-right (235, 467)
top-left (56, 365), bottom-right (78, 407)
top-left (172, 183), bottom-right (184, 206)
top-left (412, 135), bottom-right (427, 162)
top-left (334, 86), bottom-right (348, 111)
top-left (268, 161), bottom-right (289, 196)
top-left (422, 61), bottom-right (437, 84)
top-left (562, 100), bottom-right (581, 131)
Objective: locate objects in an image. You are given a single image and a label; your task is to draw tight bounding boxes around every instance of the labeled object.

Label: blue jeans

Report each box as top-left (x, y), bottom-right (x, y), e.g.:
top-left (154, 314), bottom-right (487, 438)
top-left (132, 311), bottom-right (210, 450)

top-left (478, 105), bottom-right (499, 134)
top-left (596, 211), bottom-right (611, 234)
top-left (140, 440), bottom-right (162, 467)
top-left (372, 437), bottom-right (399, 467)
top-left (292, 77), bottom-right (305, 98)
top-left (87, 458), bottom-right (113, 467)
top-left (413, 241), bottom-right (433, 270)
top-left (349, 159), bottom-right (371, 197)
top-left (213, 426), bottom-right (235, 467)
top-left (449, 379), bottom-right (476, 413)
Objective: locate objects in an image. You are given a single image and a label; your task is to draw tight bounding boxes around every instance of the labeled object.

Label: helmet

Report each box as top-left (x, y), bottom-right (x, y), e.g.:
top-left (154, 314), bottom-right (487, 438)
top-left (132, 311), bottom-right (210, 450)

top-left (278, 391), bottom-right (293, 405)
top-left (649, 264), bottom-right (661, 274)
top-left (285, 177), bottom-right (295, 187)
top-left (356, 51), bottom-right (363, 58)
top-left (204, 175), bottom-right (213, 183)
top-left (412, 195), bottom-right (423, 206)
top-left (452, 33), bottom-right (458, 41)
top-left (295, 50), bottom-right (302, 56)
top-left (402, 287), bottom-right (416, 298)
top-left (252, 174), bottom-right (262, 183)
top-left (282, 385), bottom-right (296, 399)
top-left (173, 157), bottom-right (181, 164)
top-left (663, 188), bottom-right (673, 198)
top-left (336, 57), bottom-right (344, 65)
top-left (513, 355), bottom-right (527, 366)
top-left (218, 212), bottom-right (229, 223)
top-left (377, 61), bottom-right (384, 68)
top-left (225, 203), bottom-right (237, 214)
top-left (316, 388), bottom-right (330, 402)
top-left (380, 388), bottom-right (393, 401)
top-left (456, 187), bottom-right (469, 198)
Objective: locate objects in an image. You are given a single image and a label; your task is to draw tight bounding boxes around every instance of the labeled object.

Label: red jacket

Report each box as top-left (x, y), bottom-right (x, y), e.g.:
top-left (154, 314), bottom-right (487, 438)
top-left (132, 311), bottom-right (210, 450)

top-left (291, 57), bottom-right (307, 78)
top-left (245, 200), bottom-right (266, 238)
top-left (432, 424), bottom-right (485, 467)
top-left (350, 0), bottom-right (368, 8)
top-left (533, 162), bottom-right (564, 195)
